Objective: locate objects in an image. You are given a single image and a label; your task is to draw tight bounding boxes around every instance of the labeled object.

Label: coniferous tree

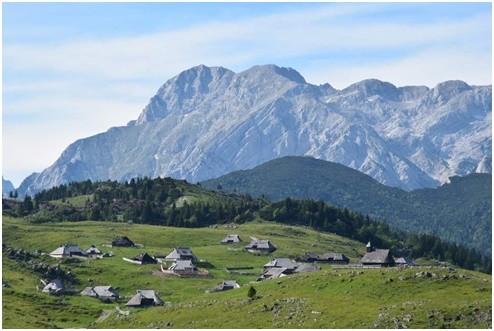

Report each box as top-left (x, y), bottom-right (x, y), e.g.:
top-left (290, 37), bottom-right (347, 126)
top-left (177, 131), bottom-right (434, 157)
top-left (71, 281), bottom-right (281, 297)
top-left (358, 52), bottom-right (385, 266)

top-left (247, 285), bottom-right (256, 299)
top-left (22, 195), bottom-right (34, 213)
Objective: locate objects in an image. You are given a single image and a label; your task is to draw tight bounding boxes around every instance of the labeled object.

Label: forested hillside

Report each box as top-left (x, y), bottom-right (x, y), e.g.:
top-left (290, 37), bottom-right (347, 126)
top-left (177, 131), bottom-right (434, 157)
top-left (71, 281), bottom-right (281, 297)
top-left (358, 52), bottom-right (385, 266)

top-left (7, 177), bottom-right (266, 227)
top-left (201, 156), bottom-right (492, 253)
top-left (3, 176), bottom-right (490, 273)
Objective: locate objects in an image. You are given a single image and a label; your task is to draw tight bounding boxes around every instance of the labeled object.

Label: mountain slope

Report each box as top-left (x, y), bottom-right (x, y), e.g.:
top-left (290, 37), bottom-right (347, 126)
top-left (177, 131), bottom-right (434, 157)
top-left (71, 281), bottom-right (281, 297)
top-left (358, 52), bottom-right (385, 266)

top-left (201, 156), bottom-right (492, 253)
top-left (2, 177), bottom-right (15, 197)
top-left (18, 64), bottom-right (491, 196)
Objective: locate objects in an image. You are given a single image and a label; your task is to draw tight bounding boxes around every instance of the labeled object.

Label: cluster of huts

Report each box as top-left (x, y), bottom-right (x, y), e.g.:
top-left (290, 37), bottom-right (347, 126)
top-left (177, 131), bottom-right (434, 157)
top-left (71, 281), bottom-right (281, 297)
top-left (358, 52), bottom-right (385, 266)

top-left (43, 236), bottom-right (163, 306)
top-left (222, 234), bottom-right (341, 281)
top-left (42, 237), bottom-right (207, 307)
top-left (48, 236), bottom-right (135, 259)
top-left (41, 279), bottom-right (162, 307)
top-left (258, 257), bottom-right (320, 281)
top-left (42, 234), bottom-right (414, 308)
top-left (49, 244), bottom-right (109, 259)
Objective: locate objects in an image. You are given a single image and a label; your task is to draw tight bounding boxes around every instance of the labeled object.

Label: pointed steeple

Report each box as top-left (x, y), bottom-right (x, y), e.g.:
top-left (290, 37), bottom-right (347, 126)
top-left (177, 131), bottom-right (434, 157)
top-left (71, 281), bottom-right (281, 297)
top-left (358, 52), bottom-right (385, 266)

top-left (366, 240), bottom-right (374, 253)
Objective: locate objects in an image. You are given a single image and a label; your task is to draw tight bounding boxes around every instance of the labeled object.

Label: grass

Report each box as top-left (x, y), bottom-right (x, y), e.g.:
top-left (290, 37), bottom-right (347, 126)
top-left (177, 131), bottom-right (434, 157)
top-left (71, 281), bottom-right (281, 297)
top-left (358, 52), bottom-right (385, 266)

top-left (97, 267), bottom-right (491, 329)
top-left (49, 194), bottom-right (93, 208)
top-left (2, 215), bottom-right (492, 328)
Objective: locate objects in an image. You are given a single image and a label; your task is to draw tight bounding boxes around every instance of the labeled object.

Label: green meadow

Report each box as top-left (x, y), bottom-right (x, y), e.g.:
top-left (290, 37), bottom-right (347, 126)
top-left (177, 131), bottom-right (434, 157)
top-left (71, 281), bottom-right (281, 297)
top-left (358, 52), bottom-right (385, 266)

top-left (2, 215), bottom-right (491, 328)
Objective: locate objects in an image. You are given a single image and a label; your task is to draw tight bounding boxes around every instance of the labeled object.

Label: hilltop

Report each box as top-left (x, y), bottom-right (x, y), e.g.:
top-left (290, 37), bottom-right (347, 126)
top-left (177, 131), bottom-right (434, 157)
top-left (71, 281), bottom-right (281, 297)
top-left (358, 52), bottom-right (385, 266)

top-left (201, 156), bottom-right (492, 253)
top-left (2, 216), bottom-right (491, 329)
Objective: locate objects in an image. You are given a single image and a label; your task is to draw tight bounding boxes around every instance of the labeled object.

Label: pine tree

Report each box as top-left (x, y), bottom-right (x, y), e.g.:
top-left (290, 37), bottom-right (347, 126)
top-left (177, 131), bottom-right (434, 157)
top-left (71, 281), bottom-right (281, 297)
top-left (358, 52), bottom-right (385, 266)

top-left (247, 285), bottom-right (256, 299)
top-left (22, 195), bottom-right (34, 213)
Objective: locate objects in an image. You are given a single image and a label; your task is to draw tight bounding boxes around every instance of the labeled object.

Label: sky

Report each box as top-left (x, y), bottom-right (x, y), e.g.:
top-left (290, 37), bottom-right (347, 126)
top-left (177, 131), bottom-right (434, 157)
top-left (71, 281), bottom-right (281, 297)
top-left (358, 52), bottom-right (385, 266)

top-left (2, 2), bottom-right (492, 187)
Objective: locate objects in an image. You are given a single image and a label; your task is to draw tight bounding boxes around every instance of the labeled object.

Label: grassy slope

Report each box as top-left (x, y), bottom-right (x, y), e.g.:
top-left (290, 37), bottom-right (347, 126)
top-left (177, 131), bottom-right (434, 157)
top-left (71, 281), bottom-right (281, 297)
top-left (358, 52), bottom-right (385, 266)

top-left (99, 267), bottom-right (491, 329)
top-left (2, 215), bottom-right (491, 329)
top-left (49, 194), bottom-right (94, 208)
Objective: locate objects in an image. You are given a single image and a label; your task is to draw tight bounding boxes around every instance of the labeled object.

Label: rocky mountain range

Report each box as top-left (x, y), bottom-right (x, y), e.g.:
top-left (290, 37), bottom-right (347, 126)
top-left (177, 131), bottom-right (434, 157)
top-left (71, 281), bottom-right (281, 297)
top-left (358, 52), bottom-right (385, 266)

top-left (17, 64), bottom-right (492, 196)
top-left (2, 177), bottom-right (15, 197)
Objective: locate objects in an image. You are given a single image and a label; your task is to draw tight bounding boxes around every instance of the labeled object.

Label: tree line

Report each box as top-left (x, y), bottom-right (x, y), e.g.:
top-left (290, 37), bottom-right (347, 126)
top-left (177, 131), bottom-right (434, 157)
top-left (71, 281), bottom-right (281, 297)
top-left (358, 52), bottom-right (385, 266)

top-left (4, 178), bottom-right (490, 274)
top-left (258, 198), bottom-right (491, 274)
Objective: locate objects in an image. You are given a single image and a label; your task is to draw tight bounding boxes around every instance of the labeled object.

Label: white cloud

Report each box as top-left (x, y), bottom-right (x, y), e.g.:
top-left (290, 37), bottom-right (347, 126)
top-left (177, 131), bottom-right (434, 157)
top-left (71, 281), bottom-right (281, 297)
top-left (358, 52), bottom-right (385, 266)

top-left (3, 87), bottom-right (146, 185)
top-left (4, 7), bottom-right (490, 81)
top-left (301, 47), bottom-right (492, 89)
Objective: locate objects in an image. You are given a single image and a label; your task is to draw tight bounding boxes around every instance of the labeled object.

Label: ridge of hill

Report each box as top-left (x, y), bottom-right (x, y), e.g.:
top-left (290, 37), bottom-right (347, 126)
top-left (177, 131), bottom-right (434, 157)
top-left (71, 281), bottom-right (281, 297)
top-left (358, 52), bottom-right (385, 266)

top-left (201, 156), bottom-right (492, 253)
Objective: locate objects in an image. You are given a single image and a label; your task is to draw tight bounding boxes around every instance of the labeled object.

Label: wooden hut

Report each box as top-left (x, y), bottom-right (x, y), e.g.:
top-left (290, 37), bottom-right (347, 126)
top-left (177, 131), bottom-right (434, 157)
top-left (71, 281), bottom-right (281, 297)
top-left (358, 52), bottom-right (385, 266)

top-left (164, 247), bottom-right (197, 262)
top-left (361, 241), bottom-right (395, 267)
top-left (220, 234), bottom-right (242, 244)
top-left (81, 286), bottom-right (119, 301)
top-left (125, 290), bottom-right (163, 307)
top-left (42, 279), bottom-right (65, 294)
top-left (244, 239), bottom-right (276, 254)
top-left (49, 244), bottom-right (87, 259)
top-left (112, 236), bottom-right (135, 247)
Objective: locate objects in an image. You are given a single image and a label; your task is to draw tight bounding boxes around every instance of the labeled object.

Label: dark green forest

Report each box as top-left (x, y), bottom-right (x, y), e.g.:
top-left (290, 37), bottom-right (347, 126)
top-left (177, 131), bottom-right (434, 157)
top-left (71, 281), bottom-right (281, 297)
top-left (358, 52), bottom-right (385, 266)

top-left (3, 176), bottom-right (490, 274)
top-left (201, 156), bottom-right (492, 254)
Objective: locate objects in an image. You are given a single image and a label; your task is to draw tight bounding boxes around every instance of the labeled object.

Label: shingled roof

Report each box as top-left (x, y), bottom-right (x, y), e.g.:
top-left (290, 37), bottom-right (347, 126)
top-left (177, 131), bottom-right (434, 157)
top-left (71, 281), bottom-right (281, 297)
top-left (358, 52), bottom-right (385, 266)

top-left (81, 287), bottom-right (98, 297)
top-left (81, 286), bottom-right (119, 300)
top-left (212, 280), bottom-right (241, 292)
top-left (294, 264), bottom-right (321, 273)
top-left (168, 260), bottom-right (197, 272)
top-left (395, 257), bottom-right (415, 266)
top-left (245, 239), bottom-right (276, 253)
top-left (263, 258), bottom-right (298, 271)
top-left (257, 267), bottom-right (288, 281)
top-left (165, 247), bottom-right (197, 262)
top-left (86, 245), bottom-right (101, 255)
top-left (132, 252), bottom-right (157, 264)
top-left (319, 252), bottom-right (350, 263)
top-left (49, 244), bottom-right (87, 258)
top-left (220, 234), bottom-right (242, 244)
top-left (112, 236), bottom-right (135, 247)
top-left (296, 252), bottom-right (319, 262)
top-left (361, 249), bottom-right (395, 265)
top-left (42, 279), bottom-right (65, 294)
top-left (125, 290), bottom-right (164, 307)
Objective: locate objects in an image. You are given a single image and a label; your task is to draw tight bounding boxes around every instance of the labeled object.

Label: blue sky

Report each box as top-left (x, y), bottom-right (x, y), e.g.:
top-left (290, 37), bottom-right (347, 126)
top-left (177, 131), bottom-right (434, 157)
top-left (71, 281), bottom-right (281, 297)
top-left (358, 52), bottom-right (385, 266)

top-left (3, 2), bottom-right (492, 187)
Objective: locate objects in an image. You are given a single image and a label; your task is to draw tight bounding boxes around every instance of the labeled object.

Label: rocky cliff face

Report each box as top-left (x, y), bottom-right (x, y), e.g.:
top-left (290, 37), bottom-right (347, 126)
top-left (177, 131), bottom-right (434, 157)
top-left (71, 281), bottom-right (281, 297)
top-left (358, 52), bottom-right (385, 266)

top-left (2, 176), bottom-right (15, 197)
top-left (18, 64), bottom-right (492, 196)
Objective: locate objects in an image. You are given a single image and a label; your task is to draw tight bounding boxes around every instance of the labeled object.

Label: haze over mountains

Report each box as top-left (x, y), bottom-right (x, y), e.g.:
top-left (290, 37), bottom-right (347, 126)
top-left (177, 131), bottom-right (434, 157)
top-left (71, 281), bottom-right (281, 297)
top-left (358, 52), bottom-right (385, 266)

top-left (16, 64), bottom-right (491, 196)
top-left (2, 177), bottom-right (15, 197)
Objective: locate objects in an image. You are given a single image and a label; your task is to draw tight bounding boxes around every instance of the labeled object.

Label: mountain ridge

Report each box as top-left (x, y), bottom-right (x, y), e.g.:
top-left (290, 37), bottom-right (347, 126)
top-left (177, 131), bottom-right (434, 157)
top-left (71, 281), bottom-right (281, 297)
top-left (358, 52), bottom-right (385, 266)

top-left (201, 156), bottom-right (492, 254)
top-left (17, 64), bottom-right (492, 196)
top-left (2, 177), bottom-right (15, 197)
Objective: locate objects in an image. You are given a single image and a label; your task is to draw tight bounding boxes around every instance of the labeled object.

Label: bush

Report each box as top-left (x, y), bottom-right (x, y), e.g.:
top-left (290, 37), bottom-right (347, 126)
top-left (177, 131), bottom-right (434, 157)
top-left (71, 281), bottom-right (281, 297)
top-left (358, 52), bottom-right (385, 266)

top-left (247, 285), bottom-right (256, 299)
